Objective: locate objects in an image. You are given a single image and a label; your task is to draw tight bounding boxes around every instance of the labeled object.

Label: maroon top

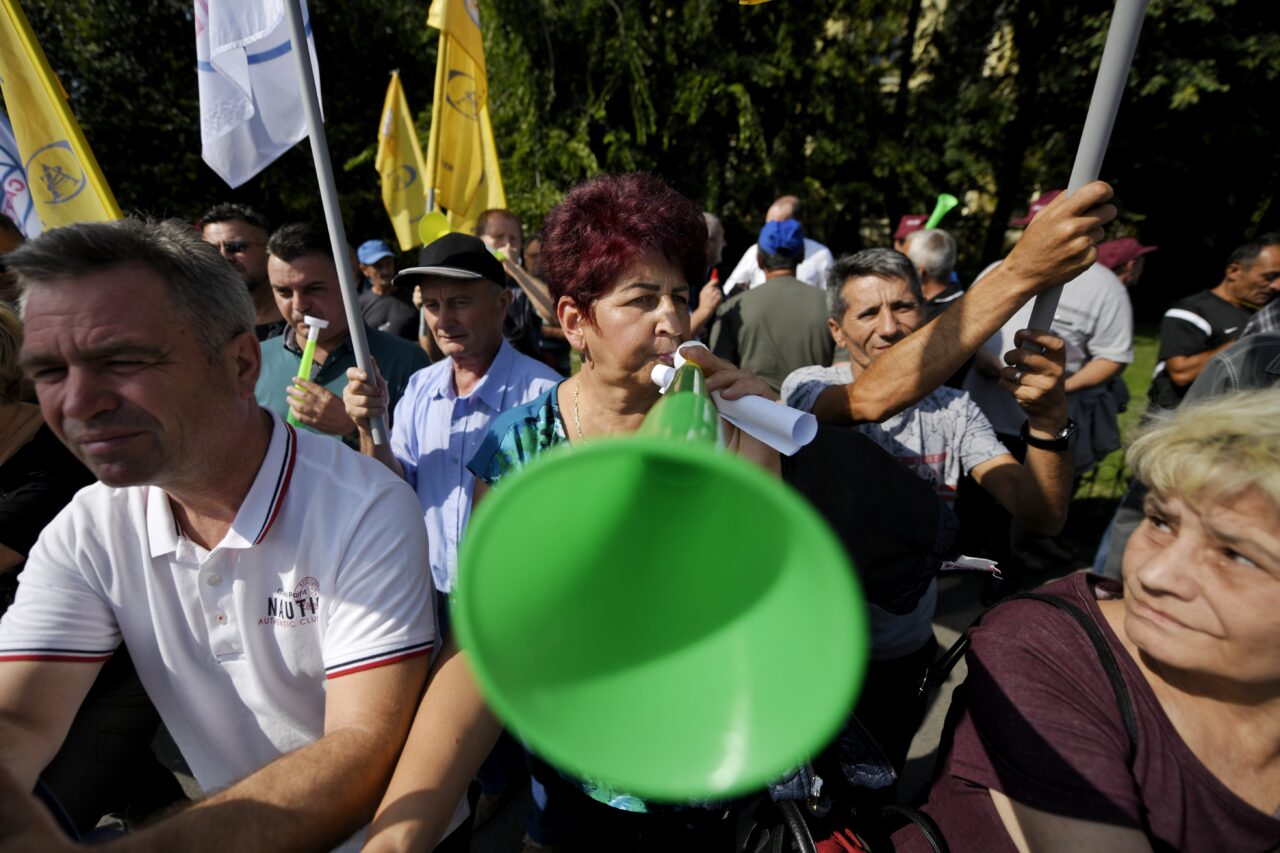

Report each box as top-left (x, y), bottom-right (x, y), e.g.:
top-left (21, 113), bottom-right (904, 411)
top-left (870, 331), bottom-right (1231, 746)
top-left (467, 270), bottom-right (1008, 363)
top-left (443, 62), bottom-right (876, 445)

top-left (896, 573), bottom-right (1280, 851)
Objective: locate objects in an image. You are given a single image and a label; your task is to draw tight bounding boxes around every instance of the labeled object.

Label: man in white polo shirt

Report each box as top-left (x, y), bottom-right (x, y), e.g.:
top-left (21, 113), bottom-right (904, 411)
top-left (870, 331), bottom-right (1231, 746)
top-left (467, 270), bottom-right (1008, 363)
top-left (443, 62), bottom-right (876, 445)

top-left (0, 219), bottom-right (471, 850)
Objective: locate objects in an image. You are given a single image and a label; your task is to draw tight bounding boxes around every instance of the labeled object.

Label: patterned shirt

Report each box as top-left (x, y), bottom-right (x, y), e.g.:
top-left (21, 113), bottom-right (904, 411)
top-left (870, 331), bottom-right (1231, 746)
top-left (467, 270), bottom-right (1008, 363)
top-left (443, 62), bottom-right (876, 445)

top-left (781, 363), bottom-right (1009, 659)
top-left (467, 382), bottom-right (568, 486)
top-left (782, 364), bottom-right (1007, 504)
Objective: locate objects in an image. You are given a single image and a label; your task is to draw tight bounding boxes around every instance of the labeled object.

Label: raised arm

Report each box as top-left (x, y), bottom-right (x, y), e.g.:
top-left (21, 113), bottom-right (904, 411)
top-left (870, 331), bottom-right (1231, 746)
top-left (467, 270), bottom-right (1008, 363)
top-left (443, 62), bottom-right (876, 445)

top-left (970, 329), bottom-right (1073, 536)
top-left (830, 182), bottom-right (1116, 424)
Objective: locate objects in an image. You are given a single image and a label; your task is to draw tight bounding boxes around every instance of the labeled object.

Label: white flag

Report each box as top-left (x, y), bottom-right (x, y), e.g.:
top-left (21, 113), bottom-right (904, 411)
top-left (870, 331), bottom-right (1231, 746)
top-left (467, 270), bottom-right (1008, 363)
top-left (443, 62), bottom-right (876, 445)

top-left (195, 0), bottom-right (322, 188)
top-left (0, 108), bottom-right (42, 238)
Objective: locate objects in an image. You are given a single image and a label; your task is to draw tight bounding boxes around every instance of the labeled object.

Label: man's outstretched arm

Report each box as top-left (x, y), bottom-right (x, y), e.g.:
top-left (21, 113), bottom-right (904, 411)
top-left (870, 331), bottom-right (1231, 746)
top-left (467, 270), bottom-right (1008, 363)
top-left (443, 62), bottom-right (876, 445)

top-left (818, 181), bottom-right (1117, 424)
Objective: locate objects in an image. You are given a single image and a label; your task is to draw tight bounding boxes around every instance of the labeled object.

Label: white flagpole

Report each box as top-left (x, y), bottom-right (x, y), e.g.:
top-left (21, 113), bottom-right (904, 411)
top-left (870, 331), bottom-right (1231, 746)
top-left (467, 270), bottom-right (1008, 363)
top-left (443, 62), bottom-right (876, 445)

top-left (281, 0), bottom-right (388, 445)
top-left (1025, 0), bottom-right (1149, 334)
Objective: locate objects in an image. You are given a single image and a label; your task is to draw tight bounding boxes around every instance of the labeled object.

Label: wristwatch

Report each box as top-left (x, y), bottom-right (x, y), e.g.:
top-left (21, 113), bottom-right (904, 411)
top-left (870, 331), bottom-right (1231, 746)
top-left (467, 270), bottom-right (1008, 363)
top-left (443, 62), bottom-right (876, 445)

top-left (1021, 418), bottom-right (1077, 452)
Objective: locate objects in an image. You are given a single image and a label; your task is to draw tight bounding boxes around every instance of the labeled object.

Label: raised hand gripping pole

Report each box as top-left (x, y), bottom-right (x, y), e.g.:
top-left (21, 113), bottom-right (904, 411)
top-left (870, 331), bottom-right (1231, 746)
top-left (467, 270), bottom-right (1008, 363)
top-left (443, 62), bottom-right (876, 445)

top-left (1025, 0), bottom-right (1149, 337)
top-left (282, 0), bottom-right (388, 445)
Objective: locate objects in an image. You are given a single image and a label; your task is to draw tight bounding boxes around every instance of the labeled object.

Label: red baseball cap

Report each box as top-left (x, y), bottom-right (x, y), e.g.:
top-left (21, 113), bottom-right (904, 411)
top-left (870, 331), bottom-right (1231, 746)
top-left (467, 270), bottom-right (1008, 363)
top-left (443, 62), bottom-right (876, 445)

top-left (1097, 237), bottom-right (1158, 271)
top-left (894, 214), bottom-right (927, 241)
top-left (1009, 189), bottom-right (1063, 227)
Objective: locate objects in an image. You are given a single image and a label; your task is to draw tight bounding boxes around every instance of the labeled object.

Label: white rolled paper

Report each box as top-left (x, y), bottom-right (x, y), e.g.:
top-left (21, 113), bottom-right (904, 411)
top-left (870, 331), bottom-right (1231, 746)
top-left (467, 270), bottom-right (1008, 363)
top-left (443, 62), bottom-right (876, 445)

top-left (649, 343), bottom-right (819, 456)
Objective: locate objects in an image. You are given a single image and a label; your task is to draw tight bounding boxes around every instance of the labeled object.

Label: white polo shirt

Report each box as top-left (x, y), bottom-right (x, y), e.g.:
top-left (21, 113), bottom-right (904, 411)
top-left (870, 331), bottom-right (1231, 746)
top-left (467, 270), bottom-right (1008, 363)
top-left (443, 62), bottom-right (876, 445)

top-left (0, 414), bottom-right (466, 842)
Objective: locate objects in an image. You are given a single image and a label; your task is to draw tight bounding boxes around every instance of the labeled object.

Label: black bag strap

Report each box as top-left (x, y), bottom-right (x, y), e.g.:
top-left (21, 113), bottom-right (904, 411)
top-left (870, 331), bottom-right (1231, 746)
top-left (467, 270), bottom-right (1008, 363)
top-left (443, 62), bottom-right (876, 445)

top-left (880, 804), bottom-right (948, 853)
top-left (919, 591), bottom-right (1139, 766)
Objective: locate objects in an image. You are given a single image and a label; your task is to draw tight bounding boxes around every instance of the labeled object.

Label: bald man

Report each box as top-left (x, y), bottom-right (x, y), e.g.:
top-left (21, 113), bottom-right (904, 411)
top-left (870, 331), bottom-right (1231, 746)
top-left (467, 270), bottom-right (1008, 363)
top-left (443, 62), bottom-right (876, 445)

top-left (723, 194), bottom-right (835, 292)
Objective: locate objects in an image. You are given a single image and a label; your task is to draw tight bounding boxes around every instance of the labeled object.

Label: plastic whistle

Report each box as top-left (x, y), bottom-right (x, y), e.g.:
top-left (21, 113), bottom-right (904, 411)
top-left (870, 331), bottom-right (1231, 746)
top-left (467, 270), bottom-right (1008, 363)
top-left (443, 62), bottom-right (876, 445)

top-left (286, 315), bottom-right (330, 427)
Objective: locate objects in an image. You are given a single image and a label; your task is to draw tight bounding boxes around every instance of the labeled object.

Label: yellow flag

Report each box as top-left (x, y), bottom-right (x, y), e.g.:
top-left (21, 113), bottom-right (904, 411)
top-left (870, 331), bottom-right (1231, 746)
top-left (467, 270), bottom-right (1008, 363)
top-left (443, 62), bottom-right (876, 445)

top-left (0, 0), bottom-right (121, 228)
top-left (425, 0), bottom-right (506, 235)
top-left (377, 71), bottom-right (430, 251)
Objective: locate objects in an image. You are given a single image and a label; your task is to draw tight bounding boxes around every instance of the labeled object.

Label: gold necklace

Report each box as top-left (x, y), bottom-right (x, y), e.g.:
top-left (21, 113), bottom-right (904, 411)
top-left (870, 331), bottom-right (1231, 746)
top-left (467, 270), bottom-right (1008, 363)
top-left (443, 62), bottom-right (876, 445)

top-left (572, 381), bottom-right (589, 443)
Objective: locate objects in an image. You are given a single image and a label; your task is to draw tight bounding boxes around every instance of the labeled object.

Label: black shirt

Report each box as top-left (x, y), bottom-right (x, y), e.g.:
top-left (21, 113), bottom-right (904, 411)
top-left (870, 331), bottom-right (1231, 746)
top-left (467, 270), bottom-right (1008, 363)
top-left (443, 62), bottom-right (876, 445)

top-left (1148, 290), bottom-right (1253, 410)
top-left (358, 288), bottom-right (419, 342)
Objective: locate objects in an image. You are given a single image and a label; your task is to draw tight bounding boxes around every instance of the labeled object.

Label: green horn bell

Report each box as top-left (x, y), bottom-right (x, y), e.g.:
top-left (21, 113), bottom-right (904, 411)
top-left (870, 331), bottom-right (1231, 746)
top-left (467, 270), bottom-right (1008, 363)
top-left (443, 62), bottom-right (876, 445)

top-left (453, 362), bottom-right (869, 802)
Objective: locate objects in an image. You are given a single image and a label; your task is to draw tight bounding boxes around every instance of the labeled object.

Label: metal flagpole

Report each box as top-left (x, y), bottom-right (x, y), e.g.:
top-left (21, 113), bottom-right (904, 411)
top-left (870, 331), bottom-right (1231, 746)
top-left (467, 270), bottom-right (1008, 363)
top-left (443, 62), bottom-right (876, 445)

top-left (282, 0), bottom-right (388, 445)
top-left (1025, 0), bottom-right (1149, 335)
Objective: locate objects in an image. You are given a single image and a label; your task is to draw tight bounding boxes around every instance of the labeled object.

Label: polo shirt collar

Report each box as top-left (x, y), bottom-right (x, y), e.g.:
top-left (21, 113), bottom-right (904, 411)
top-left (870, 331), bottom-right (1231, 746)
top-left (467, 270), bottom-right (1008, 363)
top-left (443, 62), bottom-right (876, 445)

top-left (146, 412), bottom-right (298, 557)
top-left (425, 339), bottom-right (515, 411)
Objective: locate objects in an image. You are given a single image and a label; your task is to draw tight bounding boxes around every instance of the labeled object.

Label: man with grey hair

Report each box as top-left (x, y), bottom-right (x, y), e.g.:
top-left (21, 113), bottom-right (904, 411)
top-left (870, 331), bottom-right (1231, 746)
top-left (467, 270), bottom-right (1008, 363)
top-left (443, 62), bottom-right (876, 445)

top-left (0, 218), bottom-right (473, 850)
top-left (780, 247), bottom-right (1073, 770)
top-left (903, 228), bottom-right (962, 320)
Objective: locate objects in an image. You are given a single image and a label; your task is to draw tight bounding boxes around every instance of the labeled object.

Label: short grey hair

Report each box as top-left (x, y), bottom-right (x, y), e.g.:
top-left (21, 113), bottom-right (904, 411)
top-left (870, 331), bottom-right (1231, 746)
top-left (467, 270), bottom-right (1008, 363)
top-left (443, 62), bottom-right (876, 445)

top-left (8, 218), bottom-right (254, 359)
top-left (826, 248), bottom-right (923, 323)
top-left (903, 228), bottom-right (957, 282)
top-left (703, 212), bottom-right (723, 241)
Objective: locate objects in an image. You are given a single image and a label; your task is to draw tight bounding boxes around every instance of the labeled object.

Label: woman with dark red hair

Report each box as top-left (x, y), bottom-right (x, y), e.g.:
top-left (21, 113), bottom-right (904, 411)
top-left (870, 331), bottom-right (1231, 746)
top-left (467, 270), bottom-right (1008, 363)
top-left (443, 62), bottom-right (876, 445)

top-left (465, 173), bottom-right (779, 848)
top-left (469, 172), bottom-right (778, 488)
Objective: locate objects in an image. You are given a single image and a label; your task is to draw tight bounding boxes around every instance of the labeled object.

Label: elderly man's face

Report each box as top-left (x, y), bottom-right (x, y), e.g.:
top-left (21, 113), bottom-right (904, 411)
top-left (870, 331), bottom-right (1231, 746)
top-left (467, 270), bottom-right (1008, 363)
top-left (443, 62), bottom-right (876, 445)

top-left (202, 219), bottom-right (269, 292)
top-left (830, 275), bottom-right (924, 377)
top-left (19, 266), bottom-right (253, 487)
top-left (1225, 245), bottom-right (1280, 308)
top-left (418, 276), bottom-right (511, 364)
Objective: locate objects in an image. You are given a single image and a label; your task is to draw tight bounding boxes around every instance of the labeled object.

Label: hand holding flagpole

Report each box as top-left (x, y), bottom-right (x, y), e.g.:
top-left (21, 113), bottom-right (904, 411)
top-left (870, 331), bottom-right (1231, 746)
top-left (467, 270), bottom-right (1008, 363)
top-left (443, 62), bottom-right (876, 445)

top-left (281, 0), bottom-right (387, 445)
top-left (1025, 0), bottom-right (1148, 336)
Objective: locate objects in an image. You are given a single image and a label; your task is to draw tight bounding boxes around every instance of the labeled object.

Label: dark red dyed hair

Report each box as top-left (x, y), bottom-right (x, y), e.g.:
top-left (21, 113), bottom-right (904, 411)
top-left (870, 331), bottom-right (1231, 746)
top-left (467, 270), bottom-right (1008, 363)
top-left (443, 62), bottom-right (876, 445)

top-left (539, 173), bottom-right (708, 318)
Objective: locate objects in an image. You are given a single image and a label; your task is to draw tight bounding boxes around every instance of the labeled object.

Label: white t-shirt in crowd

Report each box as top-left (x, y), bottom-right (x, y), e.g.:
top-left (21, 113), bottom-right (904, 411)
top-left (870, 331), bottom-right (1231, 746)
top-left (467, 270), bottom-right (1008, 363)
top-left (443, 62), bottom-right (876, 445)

top-left (962, 261), bottom-right (1133, 436)
top-left (0, 414), bottom-right (468, 845)
top-left (723, 238), bottom-right (836, 291)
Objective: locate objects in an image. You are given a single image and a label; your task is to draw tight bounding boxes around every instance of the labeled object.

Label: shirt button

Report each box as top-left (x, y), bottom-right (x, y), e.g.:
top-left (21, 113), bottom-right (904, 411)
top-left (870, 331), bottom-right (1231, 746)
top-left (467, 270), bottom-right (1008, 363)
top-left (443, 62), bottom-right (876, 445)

top-left (215, 612), bottom-right (227, 623)
top-left (206, 574), bottom-right (222, 587)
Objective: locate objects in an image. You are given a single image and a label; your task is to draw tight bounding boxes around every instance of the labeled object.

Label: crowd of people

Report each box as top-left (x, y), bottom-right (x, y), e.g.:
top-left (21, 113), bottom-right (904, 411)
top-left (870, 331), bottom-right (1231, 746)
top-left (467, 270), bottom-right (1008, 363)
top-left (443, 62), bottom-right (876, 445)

top-left (0, 173), bottom-right (1277, 853)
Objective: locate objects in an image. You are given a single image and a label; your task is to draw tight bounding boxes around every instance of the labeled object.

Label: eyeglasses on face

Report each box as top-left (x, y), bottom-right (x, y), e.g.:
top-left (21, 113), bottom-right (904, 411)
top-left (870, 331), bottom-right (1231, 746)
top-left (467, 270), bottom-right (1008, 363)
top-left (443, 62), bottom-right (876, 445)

top-left (215, 240), bottom-right (265, 255)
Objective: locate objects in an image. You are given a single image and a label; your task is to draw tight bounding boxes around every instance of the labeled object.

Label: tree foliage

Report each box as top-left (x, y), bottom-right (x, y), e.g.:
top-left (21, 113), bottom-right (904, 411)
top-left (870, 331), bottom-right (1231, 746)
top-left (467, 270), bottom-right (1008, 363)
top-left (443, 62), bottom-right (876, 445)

top-left (15, 0), bottom-right (1280, 318)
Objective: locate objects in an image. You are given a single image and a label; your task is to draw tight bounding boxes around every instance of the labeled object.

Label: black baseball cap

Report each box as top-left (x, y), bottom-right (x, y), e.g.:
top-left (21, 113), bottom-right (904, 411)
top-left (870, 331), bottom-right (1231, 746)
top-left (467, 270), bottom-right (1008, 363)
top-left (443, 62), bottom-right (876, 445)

top-left (392, 232), bottom-right (504, 288)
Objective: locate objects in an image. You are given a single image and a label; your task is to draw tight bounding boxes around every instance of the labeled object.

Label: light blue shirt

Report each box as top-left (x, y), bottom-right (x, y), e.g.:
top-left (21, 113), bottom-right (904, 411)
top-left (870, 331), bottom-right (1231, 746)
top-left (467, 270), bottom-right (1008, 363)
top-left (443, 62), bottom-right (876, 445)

top-left (391, 339), bottom-right (560, 593)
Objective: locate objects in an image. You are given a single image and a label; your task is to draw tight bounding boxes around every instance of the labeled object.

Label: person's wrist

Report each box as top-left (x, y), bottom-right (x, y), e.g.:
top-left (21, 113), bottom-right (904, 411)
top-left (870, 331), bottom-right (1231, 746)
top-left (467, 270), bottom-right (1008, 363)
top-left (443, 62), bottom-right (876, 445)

top-left (1022, 417), bottom-right (1075, 451)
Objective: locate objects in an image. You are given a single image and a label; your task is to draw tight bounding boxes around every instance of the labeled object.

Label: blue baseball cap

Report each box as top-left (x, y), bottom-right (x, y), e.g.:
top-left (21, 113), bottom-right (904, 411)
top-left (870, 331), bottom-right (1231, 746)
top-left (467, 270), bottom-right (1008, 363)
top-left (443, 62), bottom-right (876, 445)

top-left (357, 239), bottom-right (395, 265)
top-left (759, 219), bottom-right (805, 259)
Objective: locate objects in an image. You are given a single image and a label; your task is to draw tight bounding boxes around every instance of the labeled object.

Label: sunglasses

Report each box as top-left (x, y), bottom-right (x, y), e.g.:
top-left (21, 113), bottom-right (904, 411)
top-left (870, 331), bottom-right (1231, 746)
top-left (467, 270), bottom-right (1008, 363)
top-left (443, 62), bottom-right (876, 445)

top-left (216, 240), bottom-right (265, 255)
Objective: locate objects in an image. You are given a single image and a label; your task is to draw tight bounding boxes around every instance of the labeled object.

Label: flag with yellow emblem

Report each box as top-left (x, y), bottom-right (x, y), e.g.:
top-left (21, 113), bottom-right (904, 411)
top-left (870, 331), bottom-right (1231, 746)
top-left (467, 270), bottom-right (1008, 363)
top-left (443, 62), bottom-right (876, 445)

top-left (377, 70), bottom-right (430, 251)
top-left (424, 0), bottom-right (505, 234)
top-left (0, 0), bottom-right (121, 228)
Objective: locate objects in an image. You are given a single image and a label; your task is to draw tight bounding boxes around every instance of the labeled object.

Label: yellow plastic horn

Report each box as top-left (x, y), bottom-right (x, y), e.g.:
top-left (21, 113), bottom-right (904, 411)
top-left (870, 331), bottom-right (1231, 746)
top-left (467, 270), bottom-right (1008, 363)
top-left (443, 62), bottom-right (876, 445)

top-left (417, 210), bottom-right (451, 246)
top-left (453, 361), bottom-right (869, 802)
top-left (924, 193), bottom-right (959, 229)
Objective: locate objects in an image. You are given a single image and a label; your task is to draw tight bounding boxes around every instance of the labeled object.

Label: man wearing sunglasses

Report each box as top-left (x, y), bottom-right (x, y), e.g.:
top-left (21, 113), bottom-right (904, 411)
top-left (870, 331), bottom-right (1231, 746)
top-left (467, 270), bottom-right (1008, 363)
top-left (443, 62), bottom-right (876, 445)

top-left (199, 203), bottom-right (285, 341)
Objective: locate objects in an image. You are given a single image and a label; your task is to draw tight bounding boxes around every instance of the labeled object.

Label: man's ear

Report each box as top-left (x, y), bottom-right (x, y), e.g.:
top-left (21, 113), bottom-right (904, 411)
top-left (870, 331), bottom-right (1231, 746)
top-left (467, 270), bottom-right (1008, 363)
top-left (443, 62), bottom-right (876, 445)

top-left (226, 331), bottom-right (262, 397)
top-left (1224, 261), bottom-right (1243, 283)
top-left (827, 317), bottom-right (847, 349)
top-left (494, 285), bottom-right (512, 314)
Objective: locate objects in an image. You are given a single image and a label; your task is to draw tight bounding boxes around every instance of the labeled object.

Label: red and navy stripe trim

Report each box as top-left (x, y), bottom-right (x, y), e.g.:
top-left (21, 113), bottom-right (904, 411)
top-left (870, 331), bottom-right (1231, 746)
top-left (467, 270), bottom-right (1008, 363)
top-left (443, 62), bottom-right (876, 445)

top-left (324, 641), bottom-right (433, 680)
top-left (253, 422), bottom-right (297, 545)
top-left (0, 647), bottom-right (115, 663)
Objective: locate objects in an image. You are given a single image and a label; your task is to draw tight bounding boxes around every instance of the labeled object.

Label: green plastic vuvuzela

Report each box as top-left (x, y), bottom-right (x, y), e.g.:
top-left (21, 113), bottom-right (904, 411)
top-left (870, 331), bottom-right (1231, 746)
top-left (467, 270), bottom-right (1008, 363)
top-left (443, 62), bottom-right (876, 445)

top-left (454, 367), bottom-right (869, 802)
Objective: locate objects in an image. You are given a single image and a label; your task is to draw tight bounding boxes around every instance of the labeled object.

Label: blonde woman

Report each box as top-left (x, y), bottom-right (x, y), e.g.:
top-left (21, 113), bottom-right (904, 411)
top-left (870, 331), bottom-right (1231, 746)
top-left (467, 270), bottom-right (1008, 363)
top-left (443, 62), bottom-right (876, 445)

top-left (902, 389), bottom-right (1280, 851)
